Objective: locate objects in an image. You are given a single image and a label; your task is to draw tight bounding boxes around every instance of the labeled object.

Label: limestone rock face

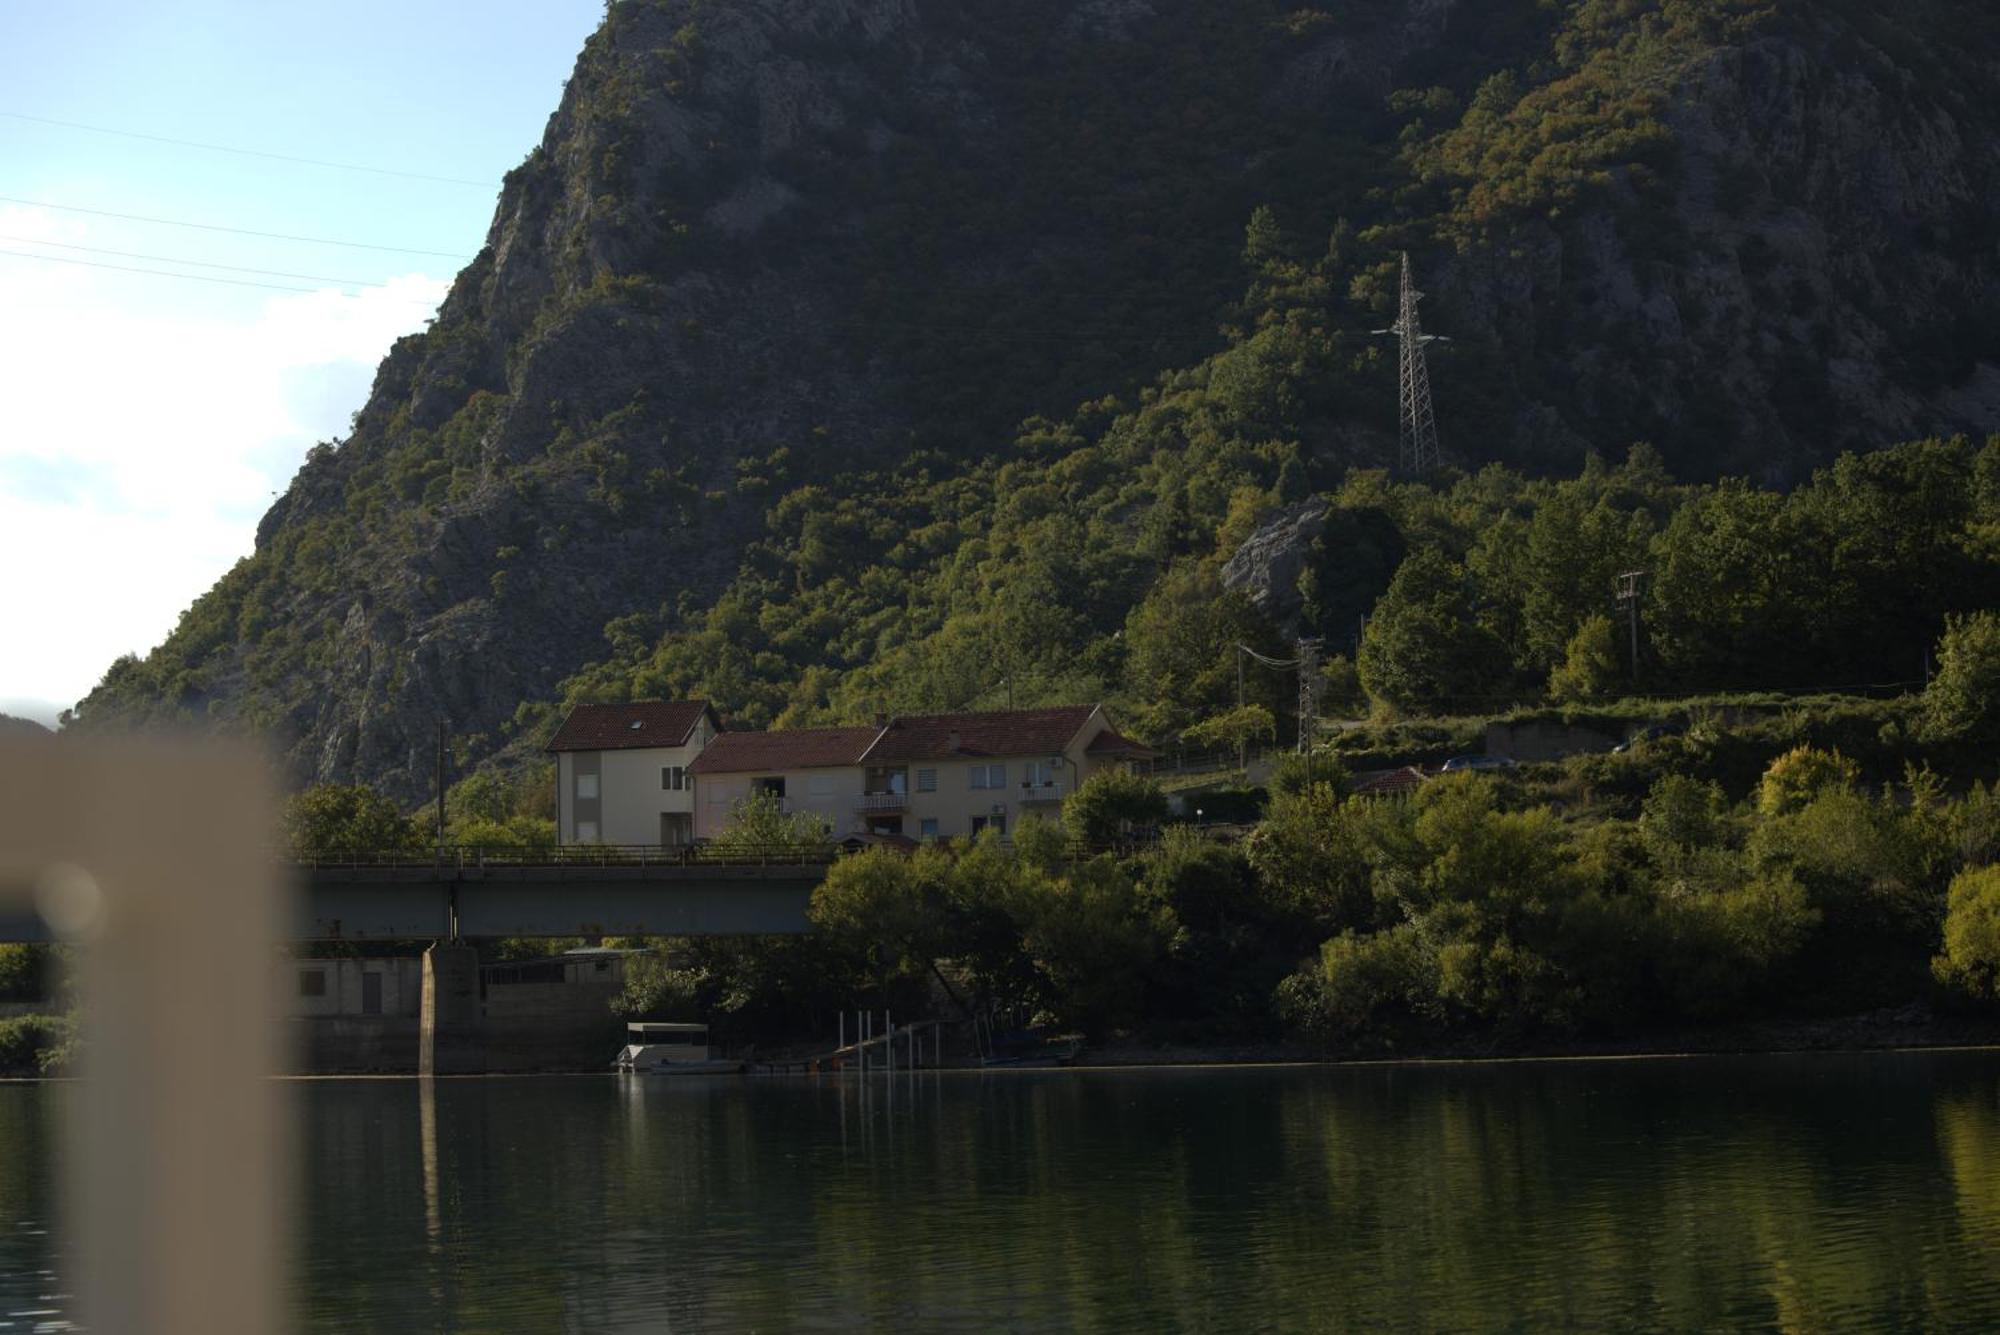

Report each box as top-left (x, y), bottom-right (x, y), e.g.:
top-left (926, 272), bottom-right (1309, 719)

top-left (1222, 499), bottom-right (1332, 637)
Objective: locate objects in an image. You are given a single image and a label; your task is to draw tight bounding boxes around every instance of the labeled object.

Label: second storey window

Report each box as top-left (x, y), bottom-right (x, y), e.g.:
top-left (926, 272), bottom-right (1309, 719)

top-left (916, 768), bottom-right (938, 793)
top-left (969, 763), bottom-right (1005, 790)
top-left (1024, 760), bottom-right (1055, 788)
top-left (576, 773), bottom-right (599, 800)
top-left (661, 766), bottom-right (687, 791)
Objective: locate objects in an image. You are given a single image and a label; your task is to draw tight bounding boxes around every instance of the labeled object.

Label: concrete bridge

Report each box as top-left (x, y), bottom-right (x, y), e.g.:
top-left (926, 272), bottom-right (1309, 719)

top-left (0, 845), bottom-right (832, 944)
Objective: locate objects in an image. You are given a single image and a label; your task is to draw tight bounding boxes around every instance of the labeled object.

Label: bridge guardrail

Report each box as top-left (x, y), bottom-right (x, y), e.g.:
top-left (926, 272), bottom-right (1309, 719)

top-left (296, 844), bottom-right (842, 871)
top-left (294, 835), bottom-right (1173, 871)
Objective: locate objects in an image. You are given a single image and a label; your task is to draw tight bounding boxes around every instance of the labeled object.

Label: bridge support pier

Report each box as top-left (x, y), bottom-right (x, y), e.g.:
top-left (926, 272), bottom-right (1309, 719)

top-left (419, 944), bottom-right (483, 1076)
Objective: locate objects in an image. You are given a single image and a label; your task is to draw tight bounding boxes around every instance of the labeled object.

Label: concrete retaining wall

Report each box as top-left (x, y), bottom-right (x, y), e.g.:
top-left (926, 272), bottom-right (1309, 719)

top-left (1484, 720), bottom-right (1622, 763)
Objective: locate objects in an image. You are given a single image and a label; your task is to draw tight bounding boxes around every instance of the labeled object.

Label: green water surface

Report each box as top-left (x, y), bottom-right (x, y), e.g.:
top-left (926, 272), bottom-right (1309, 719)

top-left (6, 1053), bottom-right (2000, 1330)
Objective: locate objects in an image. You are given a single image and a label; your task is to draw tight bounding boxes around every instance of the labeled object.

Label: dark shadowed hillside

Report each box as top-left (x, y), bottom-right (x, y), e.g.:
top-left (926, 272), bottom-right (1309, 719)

top-left (71, 0), bottom-right (2000, 799)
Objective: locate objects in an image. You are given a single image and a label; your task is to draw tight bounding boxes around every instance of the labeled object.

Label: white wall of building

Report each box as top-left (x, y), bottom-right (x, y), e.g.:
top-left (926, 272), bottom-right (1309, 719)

top-left (557, 712), bottom-right (716, 845)
top-left (692, 766), bottom-right (867, 841)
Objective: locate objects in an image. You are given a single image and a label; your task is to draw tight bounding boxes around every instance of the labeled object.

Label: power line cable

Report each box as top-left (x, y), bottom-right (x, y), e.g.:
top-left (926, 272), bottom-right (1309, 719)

top-left (0, 195), bottom-right (472, 259)
top-left (0, 247), bottom-right (438, 301)
top-left (0, 234), bottom-right (389, 287)
top-left (0, 111), bottom-right (496, 188)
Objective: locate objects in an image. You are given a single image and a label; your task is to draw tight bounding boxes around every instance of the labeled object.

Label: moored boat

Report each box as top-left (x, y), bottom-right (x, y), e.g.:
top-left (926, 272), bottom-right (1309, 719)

top-left (613, 1022), bottom-right (744, 1074)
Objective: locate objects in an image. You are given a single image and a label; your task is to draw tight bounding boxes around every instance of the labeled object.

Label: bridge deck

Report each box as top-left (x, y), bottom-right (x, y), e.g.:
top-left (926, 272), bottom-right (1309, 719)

top-left (305, 859), bottom-right (827, 940)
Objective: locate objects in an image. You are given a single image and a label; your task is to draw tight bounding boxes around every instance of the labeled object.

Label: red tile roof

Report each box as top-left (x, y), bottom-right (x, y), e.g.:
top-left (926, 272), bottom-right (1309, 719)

top-left (1350, 766), bottom-right (1430, 798)
top-left (546, 701), bottom-right (715, 753)
top-left (687, 726), bottom-right (881, 775)
top-left (859, 705), bottom-right (1100, 763)
top-left (1086, 727), bottom-right (1156, 760)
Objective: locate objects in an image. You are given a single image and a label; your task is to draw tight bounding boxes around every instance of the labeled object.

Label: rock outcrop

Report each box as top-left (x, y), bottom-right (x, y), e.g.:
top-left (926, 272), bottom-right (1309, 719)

top-left (1222, 499), bottom-right (1332, 637)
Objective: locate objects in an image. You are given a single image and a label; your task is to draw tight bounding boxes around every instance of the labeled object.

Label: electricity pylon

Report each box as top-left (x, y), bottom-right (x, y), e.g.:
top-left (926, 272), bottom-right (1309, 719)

top-left (1375, 252), bottom-right (1446, 477)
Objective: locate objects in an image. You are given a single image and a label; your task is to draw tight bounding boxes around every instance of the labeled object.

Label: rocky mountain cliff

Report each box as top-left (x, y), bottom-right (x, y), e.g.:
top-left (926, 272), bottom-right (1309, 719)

top-left (71, 0), bottom-right (2000, 800)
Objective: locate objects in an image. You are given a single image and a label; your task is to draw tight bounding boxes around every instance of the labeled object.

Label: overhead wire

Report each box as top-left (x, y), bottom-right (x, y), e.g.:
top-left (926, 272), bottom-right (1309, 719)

top-left (0, 111), bottom-right (497, 188)
top-left (0, 195), bottom-right (472, 259)
top-left (0, 234), bottom-right (389, 287)
top-left (0, 247), bottom-right (441, 302)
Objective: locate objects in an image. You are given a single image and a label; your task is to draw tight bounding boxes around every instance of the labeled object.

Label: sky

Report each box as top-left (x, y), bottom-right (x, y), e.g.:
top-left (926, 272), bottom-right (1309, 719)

top-left (0, 0), bottom-right (604, 725)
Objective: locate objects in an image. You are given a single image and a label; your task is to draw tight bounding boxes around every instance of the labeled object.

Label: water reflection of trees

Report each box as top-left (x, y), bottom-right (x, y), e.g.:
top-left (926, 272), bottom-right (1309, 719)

top-left (291, 1059), bottom-right (2000, 1331)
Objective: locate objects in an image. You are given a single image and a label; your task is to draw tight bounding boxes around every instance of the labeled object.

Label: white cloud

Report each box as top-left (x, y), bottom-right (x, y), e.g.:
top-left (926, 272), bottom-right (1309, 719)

top-left (0, 208), bottom-right (450, 711)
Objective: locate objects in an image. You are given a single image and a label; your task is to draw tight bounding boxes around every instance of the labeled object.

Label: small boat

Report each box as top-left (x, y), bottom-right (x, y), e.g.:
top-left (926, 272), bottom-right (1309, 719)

top-left (613, 1022), bottom-right (744, 1074)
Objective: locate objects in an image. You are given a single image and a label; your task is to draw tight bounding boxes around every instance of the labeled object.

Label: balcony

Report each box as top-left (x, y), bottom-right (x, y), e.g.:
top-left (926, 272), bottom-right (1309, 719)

top-left (857, 792), bottom-right (909, 814)
top-left (1018, 781), bottom-right (1066, 805)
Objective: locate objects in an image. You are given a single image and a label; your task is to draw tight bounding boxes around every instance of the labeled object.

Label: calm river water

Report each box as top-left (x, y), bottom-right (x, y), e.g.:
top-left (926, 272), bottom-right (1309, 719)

top-left (6, 1052), bottom-right (2000, 1330)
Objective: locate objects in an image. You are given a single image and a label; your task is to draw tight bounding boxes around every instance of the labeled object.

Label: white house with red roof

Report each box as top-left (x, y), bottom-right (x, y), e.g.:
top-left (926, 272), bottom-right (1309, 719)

top-left (853, 705), bottom-right (1152, 841)
top-left (553, 701), bottom-right (1152, 846)
top-left (546, 700), bottom-right (721, 845)
top-left (685, 726), bottom-right (883, 842)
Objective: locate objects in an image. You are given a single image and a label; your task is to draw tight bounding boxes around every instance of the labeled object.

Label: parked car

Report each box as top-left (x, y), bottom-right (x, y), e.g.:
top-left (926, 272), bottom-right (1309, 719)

top-left (1612, 724), bottom-right (1686, 754)
top-left (1440, 754), bottom-right (1518, 773)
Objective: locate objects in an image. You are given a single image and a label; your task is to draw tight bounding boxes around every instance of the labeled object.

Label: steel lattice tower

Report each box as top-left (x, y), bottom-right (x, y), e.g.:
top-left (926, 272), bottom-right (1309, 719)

top-left (1377, 252), bottom-right (1445, 477)
top-left (1296, 638), bottom-right (1323, 755)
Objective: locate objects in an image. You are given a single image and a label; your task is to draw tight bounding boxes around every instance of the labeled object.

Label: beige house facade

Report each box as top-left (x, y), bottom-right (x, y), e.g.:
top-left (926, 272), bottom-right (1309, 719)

top-left (548, 700), bottom-right (721, 845)
top-left (851, 705), bottom-right (1152, 842)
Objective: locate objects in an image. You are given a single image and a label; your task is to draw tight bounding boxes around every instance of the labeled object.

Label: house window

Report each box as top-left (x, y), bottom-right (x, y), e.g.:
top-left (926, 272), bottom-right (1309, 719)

top-left (298, 969), bottom-right (326, 998)
top-left (576, 772), bottom-right (599, 800)
top-left (661, 766), bottom-right (687, 791)
top-left (864, 766), bottom-right (907, 797)
top-left (916, 768), bottom-right (938, 793)
top-left (971, 814), bottom-right (1007, 836)
top-left (919, 818), bottom-right (940, 840)
top-left (577, 820), bottom-right (599, 842)
top-left (1024, 760), bottom-right (1055, 788)
top-left (969, 763), bottom-right (1005, 790)
top-left (809, 775), bottom-right (835, 798)
top-left (753, 776), bottom-right (786, 798)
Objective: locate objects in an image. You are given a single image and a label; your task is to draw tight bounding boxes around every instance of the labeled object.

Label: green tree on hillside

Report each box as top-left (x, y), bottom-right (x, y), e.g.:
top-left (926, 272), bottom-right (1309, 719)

top-left (1357, 549), bottom-right (1510, 714)
top-left (282, 785), bottom-right (424, 859)
top-left (1547, 614), bottom-right (1623, 702)
top-left (1923, 612), bottom-right (2000, 745)
top-left (1063, 772), bottom-right (1170, 847)
top-left (1935, 866), bottom-right (2000, 1002)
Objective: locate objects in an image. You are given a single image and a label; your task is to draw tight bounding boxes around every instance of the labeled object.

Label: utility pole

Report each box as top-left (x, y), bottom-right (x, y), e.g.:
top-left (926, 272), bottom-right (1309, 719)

top-left (1374, 252), bottom-right (1447, 478)
top-left (435, 719), bottom-right (447, 856)
top-left (1236, 647), bottom-right (1248, 772)
top-left (1297, 638), bottom-right (1323, 756)
top-left (1615, 571), bottom-right (1647, 686)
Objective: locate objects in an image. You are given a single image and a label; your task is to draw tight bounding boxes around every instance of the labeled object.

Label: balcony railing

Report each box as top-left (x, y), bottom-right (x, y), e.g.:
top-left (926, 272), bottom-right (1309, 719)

top-left (1018, 781), bottom-right (1066, 804)
top-left (856, 792), bottom-right (909, 813)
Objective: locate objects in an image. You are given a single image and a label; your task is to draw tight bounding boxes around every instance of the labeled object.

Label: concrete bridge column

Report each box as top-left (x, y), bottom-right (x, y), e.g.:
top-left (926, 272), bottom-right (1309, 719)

top-left (419, 944), bottom-right (483, 1076)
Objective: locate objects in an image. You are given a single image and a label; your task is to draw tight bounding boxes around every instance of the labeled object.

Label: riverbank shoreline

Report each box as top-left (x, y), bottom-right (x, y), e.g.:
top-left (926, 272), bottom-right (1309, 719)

top-left (7, 1007), bottom-right (1997, 1079)
top-left (1082, 1005), bottom-right (2000, 1070)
